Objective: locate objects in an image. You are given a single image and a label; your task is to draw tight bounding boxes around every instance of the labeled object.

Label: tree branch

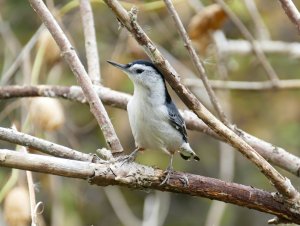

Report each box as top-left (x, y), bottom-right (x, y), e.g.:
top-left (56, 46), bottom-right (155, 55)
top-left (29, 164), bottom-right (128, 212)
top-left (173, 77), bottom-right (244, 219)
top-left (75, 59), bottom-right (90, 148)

top-left (28, 0), bottom-right (123, 153)
top-left (278, 0), bottom-right (300, 32)
top-left (214, 0), bottom-right (280, 86)
top-left (80, 0), bottom-right (101, 84)
top-left (1, 85), bottom-right (300, 177)
top-left (0, 127), bottom-right (94, 162)
top-left (163, 0), bottom-right (228, 125)
top-left (0, 148), bottom-right (299, 224)
top-left (219, 39), bottom-right (300, 57)
top-left (184, 79), bottom-right (300, 91)
top-left (103, 0), bottom-right (300, 200)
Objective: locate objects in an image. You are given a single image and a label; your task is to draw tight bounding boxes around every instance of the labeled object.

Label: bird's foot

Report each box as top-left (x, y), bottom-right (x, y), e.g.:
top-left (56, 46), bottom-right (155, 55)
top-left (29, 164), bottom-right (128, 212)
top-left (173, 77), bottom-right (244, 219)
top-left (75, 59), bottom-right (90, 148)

top-left (120, 148), bottom-right (140, 166)
top-left (179, 175), bottom-right (189, 187)
top-left (160, 166), bottom-right (173, 186)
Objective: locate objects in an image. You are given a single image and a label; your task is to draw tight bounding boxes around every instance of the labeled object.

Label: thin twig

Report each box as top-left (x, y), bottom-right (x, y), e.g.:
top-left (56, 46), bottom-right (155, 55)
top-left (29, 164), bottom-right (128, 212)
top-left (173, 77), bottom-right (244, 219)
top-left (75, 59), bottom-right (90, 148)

top-left (243, 0), bottom-right (270, 40)
top-left (163, 0), bottom-right (229, 125)
top-left (80, 0), bottom-right (101, 84)
top-left (103, 0), bottom-right (300, 200)
top-left (214, 0), bottom-right (280, 86)
top-left (218, 39), bottom-right (300, 58)
top-left (205, 31), bottom-right (235, 226)
top-left (278, 0), bottom-right (300, 32)
top-left (1, 85), bottom-right (300, 177)
top-left (184, 78), bottom-right (300, 91)
top-left (28, 0), bottom-right (123, 153)
top-left (0, 26), bottom-right (43, 85)
top-left (23, 147), bottom-right (39, 226)
top-left (0, 148), bottom-right (299, 224)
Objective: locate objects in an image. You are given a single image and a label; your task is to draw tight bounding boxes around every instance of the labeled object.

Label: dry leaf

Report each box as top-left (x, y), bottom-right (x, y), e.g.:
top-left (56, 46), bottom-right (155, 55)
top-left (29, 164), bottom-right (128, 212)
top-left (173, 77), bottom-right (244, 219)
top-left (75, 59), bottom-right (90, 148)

top-left (188, 4), bottom-right (227, 53)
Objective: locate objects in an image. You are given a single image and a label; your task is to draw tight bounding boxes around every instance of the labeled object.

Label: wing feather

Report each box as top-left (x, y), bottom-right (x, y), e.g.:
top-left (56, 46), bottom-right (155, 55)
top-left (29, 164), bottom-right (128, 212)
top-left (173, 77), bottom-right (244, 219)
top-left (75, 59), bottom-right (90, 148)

top-left (166, 101), bottom-right (188, 142)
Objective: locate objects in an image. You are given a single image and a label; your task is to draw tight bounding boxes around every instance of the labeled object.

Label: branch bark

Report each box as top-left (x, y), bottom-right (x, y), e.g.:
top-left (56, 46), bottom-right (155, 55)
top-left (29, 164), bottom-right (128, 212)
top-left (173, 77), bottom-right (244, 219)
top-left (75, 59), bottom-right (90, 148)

top-left (103, 0), bottom-right (300, 200)
top-left (28, 0), bottom-right (123, 153)
top-left (0, 148), bottom-right (300, 224)
top-left (1, 85), bottom-right (300, 177)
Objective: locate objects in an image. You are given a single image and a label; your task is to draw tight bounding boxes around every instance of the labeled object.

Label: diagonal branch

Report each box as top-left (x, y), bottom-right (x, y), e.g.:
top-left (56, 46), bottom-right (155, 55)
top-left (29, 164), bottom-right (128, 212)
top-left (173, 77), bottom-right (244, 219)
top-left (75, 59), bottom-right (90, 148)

top-left (28, 0), bottom-right (123, 153)
top-left (163, 0), bottom-right (228, 125)
top-left (278, 0), bottom-right (300, 32)
top-left (0, 148), bottom-right (300, 224)
top-left (103, 0), bottom-right (300, 200)
top-left (1, 85), bottom-right (300, 177)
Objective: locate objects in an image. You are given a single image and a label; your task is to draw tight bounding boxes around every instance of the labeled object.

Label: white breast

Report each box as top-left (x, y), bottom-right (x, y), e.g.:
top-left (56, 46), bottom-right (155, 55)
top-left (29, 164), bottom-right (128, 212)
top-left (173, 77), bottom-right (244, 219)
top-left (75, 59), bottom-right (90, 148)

top-left (127, 86), bottom-right (183, 154)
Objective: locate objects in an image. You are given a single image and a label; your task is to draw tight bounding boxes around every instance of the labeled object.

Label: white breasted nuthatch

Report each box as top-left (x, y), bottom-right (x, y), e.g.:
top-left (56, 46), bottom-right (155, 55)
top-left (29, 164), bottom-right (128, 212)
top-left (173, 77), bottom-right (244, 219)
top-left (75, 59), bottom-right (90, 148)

top-left (108, 60), bottom-right (199, 184)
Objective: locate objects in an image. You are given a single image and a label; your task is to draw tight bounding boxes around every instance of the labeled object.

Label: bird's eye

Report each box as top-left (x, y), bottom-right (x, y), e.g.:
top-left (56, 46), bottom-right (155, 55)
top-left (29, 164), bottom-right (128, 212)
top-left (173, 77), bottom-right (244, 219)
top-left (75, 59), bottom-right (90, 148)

top-left (136, 69), bottom-right (144, 74)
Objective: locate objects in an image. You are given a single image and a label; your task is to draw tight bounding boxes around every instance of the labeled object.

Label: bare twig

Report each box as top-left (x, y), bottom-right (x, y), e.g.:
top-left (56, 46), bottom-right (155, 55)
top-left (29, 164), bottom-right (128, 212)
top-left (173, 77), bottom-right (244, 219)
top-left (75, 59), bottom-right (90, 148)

top-left (80, 0), bottom-right (101, 84)
top-left (278, 0), bottom-right (300, 32)
top-left (0, 127), bottom-right (94, 162)
top-left (243, 0), bottom-right (270, 40)
top-left (0, 148), bottom-right (299, 224)
top-left (163, 0), bottom-right (229, 125)
top-left (1, 85), bottom-right (300, 177)
top-left (103, 0), bottom-right (299, 200)
top-left (28, 0), bottom-right (123, 153)
top-left (26, 166), bottom-right (39, 225)
top-left (0, 26), bottom-right (43, 85)
top-left (218, 39), bottom-right (300, 57)
top-left (214, 0), bottom-right (280, 86)
top-left (184, 78), bottom-right (300, 91)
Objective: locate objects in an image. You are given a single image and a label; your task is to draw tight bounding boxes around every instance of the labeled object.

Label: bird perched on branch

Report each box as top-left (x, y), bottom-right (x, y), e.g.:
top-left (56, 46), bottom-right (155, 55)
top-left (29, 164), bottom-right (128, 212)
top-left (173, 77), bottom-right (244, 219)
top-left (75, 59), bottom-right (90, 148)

top-left (107, 60), bottom-right (199, 184)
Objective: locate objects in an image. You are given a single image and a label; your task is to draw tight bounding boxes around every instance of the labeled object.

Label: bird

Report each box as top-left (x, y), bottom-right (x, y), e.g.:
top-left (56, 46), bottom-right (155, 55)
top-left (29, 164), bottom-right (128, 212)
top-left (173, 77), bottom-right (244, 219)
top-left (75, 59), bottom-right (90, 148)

top-left (107, 59), bottom-right (199, 184)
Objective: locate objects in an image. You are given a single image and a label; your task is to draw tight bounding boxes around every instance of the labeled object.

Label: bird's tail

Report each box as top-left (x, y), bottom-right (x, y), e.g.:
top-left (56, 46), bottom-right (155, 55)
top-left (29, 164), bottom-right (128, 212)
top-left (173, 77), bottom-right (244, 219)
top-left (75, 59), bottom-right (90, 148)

top-left (179, 143), bottom-right (200, 161)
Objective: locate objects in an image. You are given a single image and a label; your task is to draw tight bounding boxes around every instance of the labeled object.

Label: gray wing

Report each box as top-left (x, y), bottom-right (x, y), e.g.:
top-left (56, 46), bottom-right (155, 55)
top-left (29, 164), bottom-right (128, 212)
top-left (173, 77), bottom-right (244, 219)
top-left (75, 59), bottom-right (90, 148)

top-left (166, 101), bottom-right (188, 142)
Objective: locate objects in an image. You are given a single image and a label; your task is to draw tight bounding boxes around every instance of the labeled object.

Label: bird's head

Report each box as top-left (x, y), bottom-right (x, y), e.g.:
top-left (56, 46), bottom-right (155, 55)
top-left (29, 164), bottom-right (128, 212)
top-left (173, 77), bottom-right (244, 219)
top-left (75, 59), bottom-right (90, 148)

top-left (107, 60), bottom-right (165, 89)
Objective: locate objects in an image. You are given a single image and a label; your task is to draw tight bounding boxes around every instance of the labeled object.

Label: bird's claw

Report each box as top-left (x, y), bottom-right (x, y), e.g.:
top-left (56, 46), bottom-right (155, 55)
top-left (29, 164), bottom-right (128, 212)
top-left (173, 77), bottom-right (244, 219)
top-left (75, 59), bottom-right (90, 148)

top-left (119, 149), bottom-right (139, 166)
top-left (179, 175), bottom-right (189, 187)
top-left (160, 167), bottom-right (173, 186)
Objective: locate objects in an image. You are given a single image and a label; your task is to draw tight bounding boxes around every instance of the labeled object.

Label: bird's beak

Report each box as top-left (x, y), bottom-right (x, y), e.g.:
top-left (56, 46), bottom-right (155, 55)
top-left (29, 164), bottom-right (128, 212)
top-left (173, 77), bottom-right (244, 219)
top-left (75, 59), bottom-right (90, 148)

top-left (107, 60), bottom-right (127, 71)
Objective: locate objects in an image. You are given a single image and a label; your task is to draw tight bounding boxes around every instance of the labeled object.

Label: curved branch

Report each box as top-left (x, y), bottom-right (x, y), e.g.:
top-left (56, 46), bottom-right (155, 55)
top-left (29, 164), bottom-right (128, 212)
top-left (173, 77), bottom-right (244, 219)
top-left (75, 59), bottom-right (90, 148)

top-left (1, 85), bottom-right (300, 177)
top-left (0, 149), bottom-right (299, 224)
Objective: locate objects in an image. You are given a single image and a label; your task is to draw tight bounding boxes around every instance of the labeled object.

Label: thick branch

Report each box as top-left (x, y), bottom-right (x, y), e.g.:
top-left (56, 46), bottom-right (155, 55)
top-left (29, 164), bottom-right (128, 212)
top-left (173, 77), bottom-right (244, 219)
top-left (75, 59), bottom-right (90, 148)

top-left (1, 85), bottom-right (300, 177)
top-left (29, 0), bottom-right (123, 153)
top-left (0, 149), bottom-right (299, 224)
top-left (103, 0), bottom-right (299, 200)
